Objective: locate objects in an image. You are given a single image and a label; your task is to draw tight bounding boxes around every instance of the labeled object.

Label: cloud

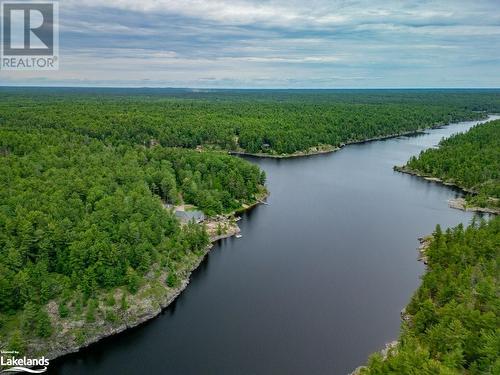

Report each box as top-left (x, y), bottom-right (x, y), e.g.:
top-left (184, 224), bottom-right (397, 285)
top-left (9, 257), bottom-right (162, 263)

top-left (1, 0), bottom-right (499, 87)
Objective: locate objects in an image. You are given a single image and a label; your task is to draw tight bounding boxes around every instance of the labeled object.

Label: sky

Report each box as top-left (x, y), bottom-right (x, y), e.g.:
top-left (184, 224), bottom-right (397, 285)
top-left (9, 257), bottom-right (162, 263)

top-left (1, 0), bottom-right (499, 88)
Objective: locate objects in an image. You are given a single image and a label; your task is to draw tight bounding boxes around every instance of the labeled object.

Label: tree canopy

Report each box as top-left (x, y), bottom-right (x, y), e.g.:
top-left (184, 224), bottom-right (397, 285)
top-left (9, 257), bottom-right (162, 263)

top-left (2, 88), bottom-right (498, 155)
top-left (404, 119), bottom-right (500, 209)
top-left (361, 218), bottom-right (500, 374)
top-left (0, 126), bottom-right (264, 346)
top-left (1, 88), bottom-right (499, 361)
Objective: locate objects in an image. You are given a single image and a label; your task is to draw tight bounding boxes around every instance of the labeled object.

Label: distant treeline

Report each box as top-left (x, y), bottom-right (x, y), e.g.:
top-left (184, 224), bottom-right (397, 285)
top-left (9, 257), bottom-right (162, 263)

top-left (1, 88), bottom-right (499, 155)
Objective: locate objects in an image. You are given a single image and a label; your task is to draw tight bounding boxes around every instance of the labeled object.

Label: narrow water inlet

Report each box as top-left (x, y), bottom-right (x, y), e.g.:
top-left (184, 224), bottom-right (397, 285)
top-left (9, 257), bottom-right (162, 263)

top-left (50, 116), bottom-right (498, 375)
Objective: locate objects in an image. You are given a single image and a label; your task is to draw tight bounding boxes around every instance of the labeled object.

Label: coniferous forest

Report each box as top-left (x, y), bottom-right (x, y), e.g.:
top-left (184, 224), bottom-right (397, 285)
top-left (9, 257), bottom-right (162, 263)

top-left (0, 94), bottom-right (266, 354)
top-left (0, 88), bottom-right (499, 368)
top-left (361, 217), bottom-right (499, 374)
top-left (2, 88), bottom-right (498, 155)
top-left (359, 117), bottom-right (500, 374)
top-left (402, 119), bottom-right (500, 210)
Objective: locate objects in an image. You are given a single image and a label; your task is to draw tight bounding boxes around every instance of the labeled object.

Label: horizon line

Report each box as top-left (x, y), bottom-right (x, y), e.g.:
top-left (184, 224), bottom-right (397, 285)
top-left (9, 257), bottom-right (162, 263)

top-left (1, 85), bottom-right (500, 91)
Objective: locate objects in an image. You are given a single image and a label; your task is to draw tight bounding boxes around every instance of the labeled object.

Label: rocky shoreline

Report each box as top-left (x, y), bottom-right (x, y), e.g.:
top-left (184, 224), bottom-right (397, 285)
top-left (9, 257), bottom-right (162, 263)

top-left (393, 165), bottom-right (476, 193)
top-left (347, 116), bottom-right (496, 375)
top-left (394, 166), bottom-right (499, 215)
top-left (348, 235), bottom-right (432, 375)
top-left (229, 144), bottom-right (338, 159)
top-left (417, 235), bottom-right (432, 265)
top-left (349, 341), bottom-right (399, 375)
top-left (23, 115), bottom-right (490, 369)
top-left (24, 195), bottom-right (268, 365)
top-left (229, 118), bottom-right (482, 160)
top-left (448, 197), bottom-right (499, 215)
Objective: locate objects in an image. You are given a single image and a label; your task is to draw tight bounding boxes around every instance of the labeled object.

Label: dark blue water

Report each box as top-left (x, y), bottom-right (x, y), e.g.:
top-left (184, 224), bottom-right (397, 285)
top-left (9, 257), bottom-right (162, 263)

top-left (50, 116), bottom-right (498, 375)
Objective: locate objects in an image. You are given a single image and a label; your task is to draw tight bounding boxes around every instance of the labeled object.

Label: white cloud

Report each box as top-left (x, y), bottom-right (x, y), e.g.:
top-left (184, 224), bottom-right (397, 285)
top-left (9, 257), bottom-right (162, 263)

top-left (1, 0), bottom-right (499, 87)
top-left (65, 0), bottom-right (500, 29)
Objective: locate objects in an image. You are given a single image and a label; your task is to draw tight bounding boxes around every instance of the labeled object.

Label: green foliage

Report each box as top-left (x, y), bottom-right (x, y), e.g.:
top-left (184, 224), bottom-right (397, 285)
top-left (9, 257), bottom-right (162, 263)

top-left (405, 119), bottom-right (500, 209)
top-left (105, 310), bottom-right (118, 324)
top-left (105, 294), bottom-right (116, 307)
top-left (20, 302), bottom-right (52, 338)
top-left (73, 292), bottom-right (84, 315)
top-left (85, 299), bottom-right (98, 323)
top-left (0, 126), bottom-right (262, 322)
top-left (8, 329), bottom-right (26, 353)
top-left (1, 88), bottom-right (495, 155)
top-left (74, 329), bottom-right (86, 346)
top-left (120, 293), bottom-right (128, 311)
top-left (361, 218), bottom-right (500, 374)
top-left (126, 268), bottom-right (141, 294)
top-left (1, 88), bottom-right (498, 352)
top-left (166, 273), bottom-right (179, 288)
top-left (58, 302), bottom-right (69, 318)
top-left (35, 309), bottom-right (53, 338)
top-left (21, 302), bottom-right (38, 335)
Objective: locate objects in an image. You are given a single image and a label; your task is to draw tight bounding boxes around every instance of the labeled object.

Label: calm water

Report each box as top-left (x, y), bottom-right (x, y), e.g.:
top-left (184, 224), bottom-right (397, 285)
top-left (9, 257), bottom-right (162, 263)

top-left (50, 116), bottom-right (498, 375)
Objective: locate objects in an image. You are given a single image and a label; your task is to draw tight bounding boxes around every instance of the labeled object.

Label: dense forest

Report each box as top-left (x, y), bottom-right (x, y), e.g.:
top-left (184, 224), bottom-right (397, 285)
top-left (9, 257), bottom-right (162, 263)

top-left (1, 88), bottom-right (499, 359)
top-left (0, 126), bottom-right (264, 352)
top-left (2, 88), bottom-right (499, 155)
top-left (360, 217), bottom-right (499, 374)
top-left (402, 119), bottom-right (500, 209)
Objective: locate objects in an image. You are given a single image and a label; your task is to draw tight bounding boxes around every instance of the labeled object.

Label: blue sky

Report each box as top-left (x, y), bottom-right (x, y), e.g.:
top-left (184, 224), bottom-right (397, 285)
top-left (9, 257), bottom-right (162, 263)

top-left (1, 0), bottom-right (499, 88)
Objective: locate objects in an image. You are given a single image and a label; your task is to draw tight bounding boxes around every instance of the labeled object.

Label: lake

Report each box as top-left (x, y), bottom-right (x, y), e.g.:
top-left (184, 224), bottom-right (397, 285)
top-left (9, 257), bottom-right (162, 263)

top-left (50, 115), bottom-right (498, 375)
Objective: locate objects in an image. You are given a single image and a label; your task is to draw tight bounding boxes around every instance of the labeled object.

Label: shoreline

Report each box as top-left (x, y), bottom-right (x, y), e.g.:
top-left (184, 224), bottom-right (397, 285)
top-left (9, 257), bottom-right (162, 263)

top-left (348, 115), bottom-right (496, 374)
top-left (349, 235), bottom-right (432, 375)
top-left (31, 114), bottom-right (490, 368)
top-left (229, 116), bottom-right (486, 160)
top-left (394, 166), bottom-right (499, 214)
top-left (229, 145), bottom-right (338, 159)
top-left (33, 193), bottom-right (269, 364)
top-left (349, 341), bottom-right (399, 375)
top-left (447, 197), bottom-right (499, 215)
